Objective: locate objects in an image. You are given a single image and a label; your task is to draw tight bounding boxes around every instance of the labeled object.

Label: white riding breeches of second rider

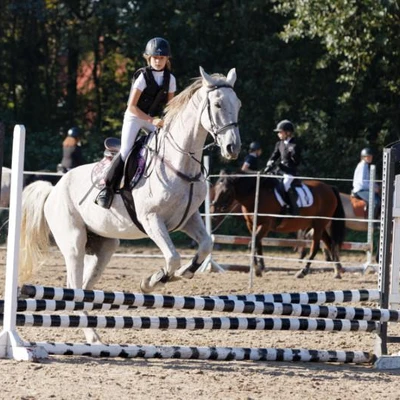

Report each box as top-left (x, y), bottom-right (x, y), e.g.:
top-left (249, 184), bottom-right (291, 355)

top-left (283, 174), bottom-right (294, 191)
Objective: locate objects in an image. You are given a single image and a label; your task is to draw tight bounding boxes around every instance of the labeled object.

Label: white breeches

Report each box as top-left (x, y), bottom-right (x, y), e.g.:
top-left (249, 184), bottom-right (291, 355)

top-left (120, 111), bottom-right (155, 161)
top-left (283, 174), bottom-right (294, 191)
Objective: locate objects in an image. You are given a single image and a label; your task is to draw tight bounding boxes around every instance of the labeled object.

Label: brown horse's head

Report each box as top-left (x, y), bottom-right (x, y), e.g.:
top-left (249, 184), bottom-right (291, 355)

top-left (210, 171), bottom-right (237, 228)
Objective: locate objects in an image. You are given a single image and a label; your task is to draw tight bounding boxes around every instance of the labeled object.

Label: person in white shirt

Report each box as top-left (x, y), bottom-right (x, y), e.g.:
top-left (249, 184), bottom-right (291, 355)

top-left (96, 37), bottom-right (176, 208)
top-left (352, 147), bottom-right (380, 217)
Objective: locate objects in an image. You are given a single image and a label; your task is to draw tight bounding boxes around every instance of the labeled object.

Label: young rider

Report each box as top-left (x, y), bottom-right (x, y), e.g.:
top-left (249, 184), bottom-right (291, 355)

top-left (96, 37), bottom-right (176, 208)
top-left (352, 147), bottom-right (380, 217)
top-left (241, 141), bottom-right (262, 173)
top-left (264, 119), bottom-right (301, 215)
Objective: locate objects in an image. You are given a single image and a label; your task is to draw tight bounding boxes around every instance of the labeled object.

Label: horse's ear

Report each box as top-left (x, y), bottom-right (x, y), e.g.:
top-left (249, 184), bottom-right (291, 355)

top-left (199, 66), bottom-right (214, 87)
top-left (226, 68), bottom-right (237, 87)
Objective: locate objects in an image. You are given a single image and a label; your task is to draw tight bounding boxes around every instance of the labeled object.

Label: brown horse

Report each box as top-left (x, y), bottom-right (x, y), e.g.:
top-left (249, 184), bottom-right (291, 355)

top-left (210, 171), bottom-right (346, 278)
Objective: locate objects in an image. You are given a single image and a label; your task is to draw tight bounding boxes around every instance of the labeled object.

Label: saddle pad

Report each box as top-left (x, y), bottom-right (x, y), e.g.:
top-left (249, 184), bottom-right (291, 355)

top-left (274, 184), bottom-right (314, 208)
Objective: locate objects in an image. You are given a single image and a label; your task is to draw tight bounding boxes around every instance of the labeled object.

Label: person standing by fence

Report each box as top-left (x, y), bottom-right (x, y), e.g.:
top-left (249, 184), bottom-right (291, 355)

top-left (59, 127), bottom-right (85, 173)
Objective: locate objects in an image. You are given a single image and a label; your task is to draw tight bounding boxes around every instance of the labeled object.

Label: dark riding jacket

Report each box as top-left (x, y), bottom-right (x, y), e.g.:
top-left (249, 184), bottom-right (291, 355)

top-left (267, 137), bottom-right (301, 175)
top-left (133, 66), bottom-right (171, 117)
top-left (243, 153), bottom-right (259, 171)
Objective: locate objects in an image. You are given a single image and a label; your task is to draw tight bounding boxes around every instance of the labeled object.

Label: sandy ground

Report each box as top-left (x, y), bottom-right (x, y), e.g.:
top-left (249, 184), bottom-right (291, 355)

top-left (1, 245), bottom-right (400, 400)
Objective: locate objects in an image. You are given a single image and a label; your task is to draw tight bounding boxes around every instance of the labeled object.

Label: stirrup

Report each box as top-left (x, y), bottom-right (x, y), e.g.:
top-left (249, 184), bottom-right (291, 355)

top-left (95, 187), bottom-right (114, 209)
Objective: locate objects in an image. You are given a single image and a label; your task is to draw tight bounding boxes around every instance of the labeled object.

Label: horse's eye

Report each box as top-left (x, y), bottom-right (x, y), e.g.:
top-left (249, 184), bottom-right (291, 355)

top-left (215, 102), bottom-right (221, 109)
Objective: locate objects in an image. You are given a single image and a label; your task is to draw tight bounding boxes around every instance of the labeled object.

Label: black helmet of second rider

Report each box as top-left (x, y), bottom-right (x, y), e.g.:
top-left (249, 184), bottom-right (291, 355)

top-left (144, 37), bottom-right (171, 57)
top-left (274, 119), bottom-right (294, 133)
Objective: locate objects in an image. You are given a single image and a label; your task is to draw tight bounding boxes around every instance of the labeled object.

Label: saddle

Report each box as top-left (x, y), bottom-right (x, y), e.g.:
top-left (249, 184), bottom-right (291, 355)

top-left (274, 180), bottom-right (314, 209)
top-left (92, 134), bottom-right (151, 190)
top-left (350, 194), bottom-right (368, 218)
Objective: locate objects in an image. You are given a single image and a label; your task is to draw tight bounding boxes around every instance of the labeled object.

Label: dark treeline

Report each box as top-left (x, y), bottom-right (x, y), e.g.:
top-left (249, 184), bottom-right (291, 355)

top-left (0, 0), bottom-right (399, 192)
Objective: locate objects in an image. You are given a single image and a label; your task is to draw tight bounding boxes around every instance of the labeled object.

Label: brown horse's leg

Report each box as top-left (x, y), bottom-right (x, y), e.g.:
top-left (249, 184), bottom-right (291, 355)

top-left (321, 230), bottom-right (344, 279)
top-left (254, 225), bottom-right (270, 277)
top-left (295, 230), bottom-right (322, 278)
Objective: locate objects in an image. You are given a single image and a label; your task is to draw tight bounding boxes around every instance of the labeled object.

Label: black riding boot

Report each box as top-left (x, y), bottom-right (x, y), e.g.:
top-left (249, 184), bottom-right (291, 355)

top-left (95, 154), bottom-right (124, 209)
top-left (286, 187), bottom-right (300, 216)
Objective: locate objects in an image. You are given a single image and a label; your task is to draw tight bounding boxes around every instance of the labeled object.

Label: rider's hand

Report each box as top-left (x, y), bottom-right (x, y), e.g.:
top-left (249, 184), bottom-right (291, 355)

top-left (152, 118), bottom-right (164, 128)
top-left (266, 160), bottom-right (274, 168)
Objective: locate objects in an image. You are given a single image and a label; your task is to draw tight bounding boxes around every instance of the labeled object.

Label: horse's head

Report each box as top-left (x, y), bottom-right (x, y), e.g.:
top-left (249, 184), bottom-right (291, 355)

top-left (210, 171), bottom-right (237, 226)
top-left (199, 67), bottom-right (241, 160)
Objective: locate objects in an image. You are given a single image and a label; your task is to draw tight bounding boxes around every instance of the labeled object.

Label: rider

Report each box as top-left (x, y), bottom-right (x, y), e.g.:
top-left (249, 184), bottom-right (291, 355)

top-left (352, 147), bottom-right (380, 217)
top-left (241, 141), bottom-right (262, 173)
top-left (59, 127), bottom-right (85, 172)
top-left (95, 37), bottom-right (177, 208)
top-left (264, 119), bottom-right (301, 215)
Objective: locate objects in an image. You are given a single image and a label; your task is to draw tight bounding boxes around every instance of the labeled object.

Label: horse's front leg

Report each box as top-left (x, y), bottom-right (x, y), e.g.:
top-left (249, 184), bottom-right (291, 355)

top-left (140, 213), bottom-right (181, 293)
top-left (254, 224), bottom-right (269, 277)
top-left (175, 211), bottom-right (213, 279)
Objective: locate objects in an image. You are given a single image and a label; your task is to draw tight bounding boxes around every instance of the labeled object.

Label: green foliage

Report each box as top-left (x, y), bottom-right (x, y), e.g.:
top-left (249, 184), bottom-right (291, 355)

top-left (0, 0), bottom-right (398, 186)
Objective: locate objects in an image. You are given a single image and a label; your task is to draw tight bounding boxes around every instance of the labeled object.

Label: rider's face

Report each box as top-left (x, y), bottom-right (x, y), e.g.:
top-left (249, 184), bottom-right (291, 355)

top-left (277, 130), bottom-right (289, 140)
top-left (150, 56), bottom-right (168, 71)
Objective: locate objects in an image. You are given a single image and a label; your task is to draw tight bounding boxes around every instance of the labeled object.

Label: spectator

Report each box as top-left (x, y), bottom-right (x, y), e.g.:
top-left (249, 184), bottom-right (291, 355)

top-left (241, 141), bottom-right (262, 173)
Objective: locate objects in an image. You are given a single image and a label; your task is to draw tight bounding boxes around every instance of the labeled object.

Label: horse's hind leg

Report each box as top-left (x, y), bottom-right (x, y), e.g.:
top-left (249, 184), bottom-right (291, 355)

top-left (175, 211), bottom-right (213, 279)
top-left (78, 235), bottom-right (120, 344)
top-left (83, 235), bottom-right (120, 289)
top-left (321, 230), bottom-right (343, 279)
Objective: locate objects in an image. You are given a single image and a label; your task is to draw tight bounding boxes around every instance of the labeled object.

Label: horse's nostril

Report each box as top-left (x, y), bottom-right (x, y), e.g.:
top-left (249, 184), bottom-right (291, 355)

top-left (227, 144), bottom-right (233, 155)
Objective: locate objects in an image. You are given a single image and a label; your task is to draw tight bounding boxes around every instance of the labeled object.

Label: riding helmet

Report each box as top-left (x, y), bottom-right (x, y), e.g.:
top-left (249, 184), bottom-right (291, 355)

top-left (274, 119), bottom-right (294, 133)
top-left (249, 141), bottom-right (261, 151)
top-left (360, 147), bottom-right (373, 157)
top-left (67, 127), bottom-right (80, 138)
top-left (144, 37), bottom-right (171, 57)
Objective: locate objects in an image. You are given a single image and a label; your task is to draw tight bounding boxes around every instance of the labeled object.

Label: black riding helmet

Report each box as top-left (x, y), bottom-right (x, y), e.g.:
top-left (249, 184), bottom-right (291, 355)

top-left (274, 119), bottom-right (294, 133)
top-left (67, 127), bottom-right (80, 138)
top-left (361, 147), bottom-right (373, 157)
top-left (249, 141), bottom-right (261, 151)
top-left (144, 37), bottom-right (171, 57)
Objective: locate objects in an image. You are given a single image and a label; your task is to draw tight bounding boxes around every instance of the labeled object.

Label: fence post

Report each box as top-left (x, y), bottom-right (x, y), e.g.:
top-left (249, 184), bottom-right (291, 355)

top-left (249, 172), bottom-right (261, 291)
top-left (0, 125), bottom-right (47, 361)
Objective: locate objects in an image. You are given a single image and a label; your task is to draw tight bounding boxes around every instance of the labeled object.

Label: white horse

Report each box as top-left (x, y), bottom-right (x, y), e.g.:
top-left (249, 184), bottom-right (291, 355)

top-left (20, 67), bottom-right (241, 305)
top-left (1, 167), bottom-right (11, 208)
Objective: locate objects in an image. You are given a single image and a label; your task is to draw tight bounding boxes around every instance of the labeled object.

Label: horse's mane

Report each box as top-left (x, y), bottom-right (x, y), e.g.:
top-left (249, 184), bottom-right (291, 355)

top-left (219, 171), bottom-right (276, 194)
top-left (164, 73), bottom-right (229, 125)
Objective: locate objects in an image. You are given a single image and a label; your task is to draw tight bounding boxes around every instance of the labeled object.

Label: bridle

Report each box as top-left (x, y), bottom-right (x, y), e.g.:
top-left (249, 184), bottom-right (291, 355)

top-left (205, 84), bottom-right (239, 143)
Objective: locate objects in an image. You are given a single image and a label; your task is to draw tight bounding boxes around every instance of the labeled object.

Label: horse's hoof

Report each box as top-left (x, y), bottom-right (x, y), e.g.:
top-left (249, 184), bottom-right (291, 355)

top-left (296, 270), bottom-right (305, 279)
top-left (175, 264), bottom-right (195, 279)
top-left (255, 266), bottom-right (263, 277)
top-left (334, 273), bottom-right (342, 279)
top-left (140, 270), bottom-right (167, 293)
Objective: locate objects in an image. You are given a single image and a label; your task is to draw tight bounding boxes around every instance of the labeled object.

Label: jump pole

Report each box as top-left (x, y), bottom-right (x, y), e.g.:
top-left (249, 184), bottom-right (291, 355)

top-left (0, 125), bottom-right (47, 360)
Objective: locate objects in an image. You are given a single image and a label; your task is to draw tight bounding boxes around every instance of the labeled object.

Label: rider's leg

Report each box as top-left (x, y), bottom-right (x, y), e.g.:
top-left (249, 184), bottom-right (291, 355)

top-left (95, 113), bottom-right (154, 209)
top-left (283, 174), bottom-right (299, 215)
top-left (95, 154), bottom-right (124, 209)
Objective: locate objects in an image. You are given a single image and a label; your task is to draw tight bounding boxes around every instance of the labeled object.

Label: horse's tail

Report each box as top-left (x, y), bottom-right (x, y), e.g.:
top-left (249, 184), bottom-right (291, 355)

top-left (20, 181), bottom-right (53, 282)
top-left (330, 186), bottom-right (346, 248)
